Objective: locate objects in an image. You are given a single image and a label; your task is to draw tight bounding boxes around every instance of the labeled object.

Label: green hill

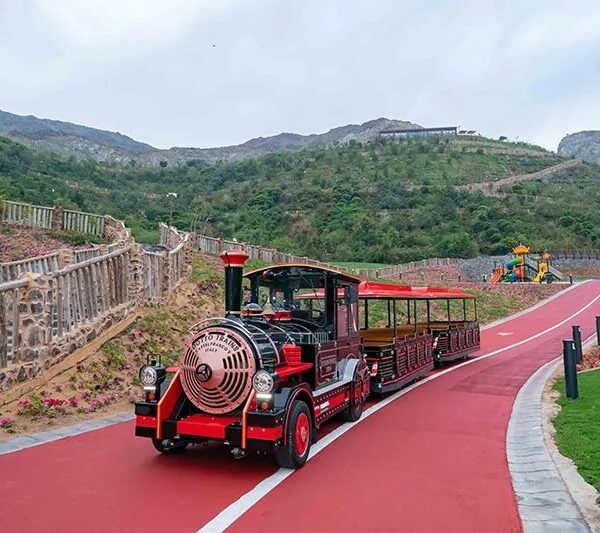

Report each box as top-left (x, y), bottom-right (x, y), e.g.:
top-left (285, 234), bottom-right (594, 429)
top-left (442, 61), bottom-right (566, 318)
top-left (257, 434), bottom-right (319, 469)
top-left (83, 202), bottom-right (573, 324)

top-left (1, 134), bottom-right (598, 262)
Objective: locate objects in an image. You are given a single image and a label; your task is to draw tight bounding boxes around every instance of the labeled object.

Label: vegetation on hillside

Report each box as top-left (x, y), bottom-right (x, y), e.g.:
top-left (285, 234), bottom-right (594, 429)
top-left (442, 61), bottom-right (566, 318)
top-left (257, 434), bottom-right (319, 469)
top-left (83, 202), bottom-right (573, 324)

top-left (1, 133), bottom-right (599, 263)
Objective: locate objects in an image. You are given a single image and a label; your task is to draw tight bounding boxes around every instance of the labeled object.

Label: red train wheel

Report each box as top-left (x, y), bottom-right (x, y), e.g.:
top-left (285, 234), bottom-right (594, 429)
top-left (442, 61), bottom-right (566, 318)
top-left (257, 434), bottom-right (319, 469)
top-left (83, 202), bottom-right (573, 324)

top-left (295, 413), bottom-right (310, 456)
top-left (275, 400), bottom-right (312, 469)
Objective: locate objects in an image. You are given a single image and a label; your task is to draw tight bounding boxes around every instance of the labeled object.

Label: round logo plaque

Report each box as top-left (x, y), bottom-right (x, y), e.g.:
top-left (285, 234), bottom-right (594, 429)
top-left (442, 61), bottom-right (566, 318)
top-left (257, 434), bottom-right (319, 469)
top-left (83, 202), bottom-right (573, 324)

top-left (180, 327), bottom-right (256, 414)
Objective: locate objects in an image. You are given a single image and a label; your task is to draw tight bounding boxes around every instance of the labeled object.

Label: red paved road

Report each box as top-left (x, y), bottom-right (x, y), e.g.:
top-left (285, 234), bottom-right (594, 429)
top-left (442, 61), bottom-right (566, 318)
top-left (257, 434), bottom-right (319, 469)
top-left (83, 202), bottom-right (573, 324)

top-left (1, 282), bottom-right (599, 533)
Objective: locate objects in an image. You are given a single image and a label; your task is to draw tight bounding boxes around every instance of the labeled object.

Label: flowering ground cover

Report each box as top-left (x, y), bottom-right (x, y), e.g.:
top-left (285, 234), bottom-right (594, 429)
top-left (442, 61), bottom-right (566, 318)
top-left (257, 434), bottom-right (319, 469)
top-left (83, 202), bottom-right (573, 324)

top-left (0, 225), bottom-right (107, 262)
top-left (579, 345), bottom-right (600, 372)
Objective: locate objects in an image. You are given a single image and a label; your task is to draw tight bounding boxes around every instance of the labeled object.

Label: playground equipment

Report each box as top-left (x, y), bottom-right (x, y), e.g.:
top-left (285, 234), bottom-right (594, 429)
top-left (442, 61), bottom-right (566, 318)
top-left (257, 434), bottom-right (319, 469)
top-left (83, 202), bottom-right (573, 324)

top-left (490, 246), bottom-right (562, 283)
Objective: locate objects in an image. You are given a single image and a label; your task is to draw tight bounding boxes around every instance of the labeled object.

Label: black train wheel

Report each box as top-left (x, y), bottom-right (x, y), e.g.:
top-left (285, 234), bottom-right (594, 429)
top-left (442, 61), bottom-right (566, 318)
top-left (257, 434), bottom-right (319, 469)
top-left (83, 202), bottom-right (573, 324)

top-left (275, 400), bottom-right (312, 469)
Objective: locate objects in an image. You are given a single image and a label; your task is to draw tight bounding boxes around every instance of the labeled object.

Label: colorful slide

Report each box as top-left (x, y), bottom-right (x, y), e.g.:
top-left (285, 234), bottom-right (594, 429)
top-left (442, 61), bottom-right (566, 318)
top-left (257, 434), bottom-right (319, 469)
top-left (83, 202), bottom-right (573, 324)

top-left (490, 270), bottom-right (504, 283)
top-left (503, 258), bottom-right (521, 282)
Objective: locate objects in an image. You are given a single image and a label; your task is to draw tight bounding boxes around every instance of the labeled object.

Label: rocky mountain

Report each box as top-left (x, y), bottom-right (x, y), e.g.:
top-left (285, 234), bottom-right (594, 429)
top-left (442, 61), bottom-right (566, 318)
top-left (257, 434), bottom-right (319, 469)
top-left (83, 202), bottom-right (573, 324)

top-left (0, 109), bottom-right (154, 161)
top-left (135, 117), bottom-right (423, 165)
top-left (0, 109), bottom-right (421, 165)
top-left (558, 131), bottom-right (600, 164)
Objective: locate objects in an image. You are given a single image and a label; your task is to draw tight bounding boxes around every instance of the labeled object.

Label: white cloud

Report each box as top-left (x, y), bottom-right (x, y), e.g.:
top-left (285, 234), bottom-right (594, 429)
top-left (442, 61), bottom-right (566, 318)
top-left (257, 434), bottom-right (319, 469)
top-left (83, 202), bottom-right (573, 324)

top-left (0, 0), bottom-right (598, 150)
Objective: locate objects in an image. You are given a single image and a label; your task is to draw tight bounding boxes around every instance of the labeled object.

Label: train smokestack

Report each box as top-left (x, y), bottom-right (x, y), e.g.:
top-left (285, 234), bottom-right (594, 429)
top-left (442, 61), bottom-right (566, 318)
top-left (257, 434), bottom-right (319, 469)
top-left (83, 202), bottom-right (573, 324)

top-left (220, 250), bottom-right (249, 316)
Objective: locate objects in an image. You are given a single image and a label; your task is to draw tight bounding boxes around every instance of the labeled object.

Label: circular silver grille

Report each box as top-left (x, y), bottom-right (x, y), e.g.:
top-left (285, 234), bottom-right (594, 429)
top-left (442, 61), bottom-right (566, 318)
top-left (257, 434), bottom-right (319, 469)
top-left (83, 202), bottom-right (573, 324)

top-left (180, 326), bottom-right (256, 414)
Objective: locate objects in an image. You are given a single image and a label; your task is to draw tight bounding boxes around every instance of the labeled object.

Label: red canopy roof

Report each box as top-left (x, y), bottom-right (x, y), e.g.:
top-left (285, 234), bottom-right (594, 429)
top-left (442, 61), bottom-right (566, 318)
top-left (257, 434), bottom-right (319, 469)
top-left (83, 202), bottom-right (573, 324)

top-left (358, 281), bottom-right (474, 300)
top-left (298, 281), bottom-right (474, 300)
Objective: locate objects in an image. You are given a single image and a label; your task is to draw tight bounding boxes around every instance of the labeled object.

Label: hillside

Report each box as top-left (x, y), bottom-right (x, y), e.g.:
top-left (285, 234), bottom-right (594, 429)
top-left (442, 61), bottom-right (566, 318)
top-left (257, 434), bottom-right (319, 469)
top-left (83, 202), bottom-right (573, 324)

top-left (558, 131), bottom-right (600, 164)
top-left (1, 132), bottom-right (599, 263)
top-left (0, 109), bottom-right (154, 161)
top-left (138, 118), bottom-right (423, 165)
top-left (0, 109), bottom-right (421, 165)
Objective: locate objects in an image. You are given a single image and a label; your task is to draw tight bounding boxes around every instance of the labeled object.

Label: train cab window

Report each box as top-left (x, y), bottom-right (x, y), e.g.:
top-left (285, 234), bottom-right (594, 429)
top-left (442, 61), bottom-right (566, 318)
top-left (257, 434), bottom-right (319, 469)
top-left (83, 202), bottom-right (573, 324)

top-left (336, 286), bottom-right (359, 338)
top-left (297, 297), bottom-right (325, 322)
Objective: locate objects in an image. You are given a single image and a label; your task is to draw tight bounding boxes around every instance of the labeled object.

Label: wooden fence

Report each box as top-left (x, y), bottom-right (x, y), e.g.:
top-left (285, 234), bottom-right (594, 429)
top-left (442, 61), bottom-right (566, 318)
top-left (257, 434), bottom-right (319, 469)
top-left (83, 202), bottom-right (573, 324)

top-left (0, 252), bottom-right (60, 283)
top-left (355, 258), bottom-right (458, 279)
top-left (196, 234), bottom-right (345, 272)
top-left (143, 251), bottom-right (164, 299)
top-left (73, 247), bottom-right (103, 263)
top-left (142, 224), bottom-right (192, 299)
top-left (0, 279), bottom-right (28, 367)
top-left (2, 201), bottom-right (54, 229)
top-left (62, 209), bottom-right (105, 236)
top-left (168, 240), bottom-right (187, 290)
top-left (50, 248), bottom-right (129, 339)
top-left (551, 250), bottom-right (600, 261)
top-left (2, 200), bottom-right (105, 236)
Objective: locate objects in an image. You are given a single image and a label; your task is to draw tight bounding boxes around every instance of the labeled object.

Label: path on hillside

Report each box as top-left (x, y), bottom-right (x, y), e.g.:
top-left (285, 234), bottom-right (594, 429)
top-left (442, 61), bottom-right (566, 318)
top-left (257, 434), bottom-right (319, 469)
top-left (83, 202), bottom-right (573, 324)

top-left (457, 159), bottom-right (582, 196)
top-left (1, 282), bottom-right (599, 532)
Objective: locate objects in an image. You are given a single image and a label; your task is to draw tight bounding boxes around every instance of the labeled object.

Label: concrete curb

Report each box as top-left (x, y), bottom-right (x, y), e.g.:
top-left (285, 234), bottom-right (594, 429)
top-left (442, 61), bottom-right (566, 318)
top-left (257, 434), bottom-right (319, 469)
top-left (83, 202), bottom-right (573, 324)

top-left (508, 334), bottom-right (600, 533)
top-left (0, 412), bottom-right (134, 455)
top-left (507, 358), bottom-right (589, 532)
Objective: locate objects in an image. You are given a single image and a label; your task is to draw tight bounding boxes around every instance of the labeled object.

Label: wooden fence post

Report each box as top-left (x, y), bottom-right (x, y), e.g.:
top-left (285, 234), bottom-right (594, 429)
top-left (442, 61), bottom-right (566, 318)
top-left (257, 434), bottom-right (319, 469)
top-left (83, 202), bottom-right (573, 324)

top-left (52, 206), bottom-right (64, 232)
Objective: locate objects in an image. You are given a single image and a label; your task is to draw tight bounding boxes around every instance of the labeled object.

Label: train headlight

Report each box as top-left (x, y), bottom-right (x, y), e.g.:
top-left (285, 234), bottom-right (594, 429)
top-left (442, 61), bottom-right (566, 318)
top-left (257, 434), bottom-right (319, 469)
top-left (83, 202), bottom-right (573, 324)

top-left (252, 370), bottom-right (274, 394)
top-left (140, 365), bottom-right (158, 387)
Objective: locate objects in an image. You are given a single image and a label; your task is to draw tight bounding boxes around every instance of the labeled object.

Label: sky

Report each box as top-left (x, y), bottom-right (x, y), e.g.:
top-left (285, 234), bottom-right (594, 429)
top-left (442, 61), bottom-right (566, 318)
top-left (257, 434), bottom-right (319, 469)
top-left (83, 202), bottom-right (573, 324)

top-left (0, 0), bottom-right (599, 151)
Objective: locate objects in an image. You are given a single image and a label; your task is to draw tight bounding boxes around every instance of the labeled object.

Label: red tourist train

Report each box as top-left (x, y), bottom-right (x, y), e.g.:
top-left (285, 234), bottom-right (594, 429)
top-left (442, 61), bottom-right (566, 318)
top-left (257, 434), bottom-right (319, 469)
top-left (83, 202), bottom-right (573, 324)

top-left (134, 252), bottom-right (480, 468)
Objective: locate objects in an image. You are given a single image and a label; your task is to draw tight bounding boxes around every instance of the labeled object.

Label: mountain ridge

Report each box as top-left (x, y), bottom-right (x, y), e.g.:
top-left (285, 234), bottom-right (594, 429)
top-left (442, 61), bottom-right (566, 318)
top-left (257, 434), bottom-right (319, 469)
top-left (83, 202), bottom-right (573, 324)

top-left (0, 109), bottom-right (421, 166)
top-left (558, 130), bottom-right (600, 164)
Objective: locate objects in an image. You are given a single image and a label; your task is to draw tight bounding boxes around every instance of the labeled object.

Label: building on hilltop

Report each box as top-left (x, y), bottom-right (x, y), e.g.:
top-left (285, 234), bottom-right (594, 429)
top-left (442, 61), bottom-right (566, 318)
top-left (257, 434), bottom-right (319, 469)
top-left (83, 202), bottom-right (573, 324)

top-left (380, 126), bottom-right (458, 139)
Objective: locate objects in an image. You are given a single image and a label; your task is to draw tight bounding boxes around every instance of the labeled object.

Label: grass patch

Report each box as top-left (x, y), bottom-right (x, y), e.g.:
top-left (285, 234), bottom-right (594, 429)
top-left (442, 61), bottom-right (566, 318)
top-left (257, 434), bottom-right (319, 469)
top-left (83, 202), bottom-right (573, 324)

top-left (553, 369), bottom-right (600, 494)
top-left (333, 262), bottom-right (391, 271)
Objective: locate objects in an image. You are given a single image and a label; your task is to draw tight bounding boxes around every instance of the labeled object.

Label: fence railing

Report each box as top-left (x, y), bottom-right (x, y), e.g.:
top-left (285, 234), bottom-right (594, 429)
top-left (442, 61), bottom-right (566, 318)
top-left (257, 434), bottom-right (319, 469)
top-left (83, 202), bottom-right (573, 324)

top-left (2, 201), bottom-right (54, 229)
top-left (0, 279), bottom-right (28, 367)
top-left (50, 248), bottom-right (130, 339)
top-left (143, 251), bottom-right (164, 299)
top-left (355, 258), bottom-right (458, 279)
top-left (551, 250), bottom-right (600, 261)
top-left (2, 200), bottom-right (107, 236)
top-left (62, 209), bottom-right (105, 236)
top-left (73, 247), bottom-right (103, 263)
top-left (141, 224), bottom-right (192, 299)
top-left (196, 234), bottom-right (346, 272)
top-left (168, 240), bottom-right (187, 290)
top-left (0, 252), bottom-right (60, 283)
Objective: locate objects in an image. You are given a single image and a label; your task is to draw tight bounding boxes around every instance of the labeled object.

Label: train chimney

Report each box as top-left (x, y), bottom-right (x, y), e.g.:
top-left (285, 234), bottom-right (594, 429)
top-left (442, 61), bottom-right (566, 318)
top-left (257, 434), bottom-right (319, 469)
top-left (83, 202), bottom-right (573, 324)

top-left (220, 250), bottom-right (249, 316)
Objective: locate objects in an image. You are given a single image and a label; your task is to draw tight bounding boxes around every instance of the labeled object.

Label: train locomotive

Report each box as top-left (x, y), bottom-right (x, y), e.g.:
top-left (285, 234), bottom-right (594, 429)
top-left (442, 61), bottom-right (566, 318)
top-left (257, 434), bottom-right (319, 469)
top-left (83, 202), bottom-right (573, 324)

top-left (134, 251), bottom-right (370, 469)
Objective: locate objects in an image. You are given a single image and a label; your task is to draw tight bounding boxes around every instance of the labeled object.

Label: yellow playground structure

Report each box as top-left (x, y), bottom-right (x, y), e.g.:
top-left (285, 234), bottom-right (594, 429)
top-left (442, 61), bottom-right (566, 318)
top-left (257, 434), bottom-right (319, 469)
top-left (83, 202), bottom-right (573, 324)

top-left (491, 246), bottom-right (561, 283)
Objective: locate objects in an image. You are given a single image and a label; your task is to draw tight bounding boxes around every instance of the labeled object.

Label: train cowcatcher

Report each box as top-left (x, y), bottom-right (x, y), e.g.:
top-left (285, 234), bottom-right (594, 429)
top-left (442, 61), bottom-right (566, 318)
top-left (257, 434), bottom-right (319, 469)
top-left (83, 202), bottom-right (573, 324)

top-left (134, 251), bottom-right (370, 469)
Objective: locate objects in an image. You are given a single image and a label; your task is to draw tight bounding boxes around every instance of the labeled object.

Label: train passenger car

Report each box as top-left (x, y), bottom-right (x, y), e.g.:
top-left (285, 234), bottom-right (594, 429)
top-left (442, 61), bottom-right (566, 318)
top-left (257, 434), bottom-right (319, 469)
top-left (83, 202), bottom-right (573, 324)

top-left (134, 252), bottom-right (370, 469)
top-left (358, 281), bottom-right (480, 394)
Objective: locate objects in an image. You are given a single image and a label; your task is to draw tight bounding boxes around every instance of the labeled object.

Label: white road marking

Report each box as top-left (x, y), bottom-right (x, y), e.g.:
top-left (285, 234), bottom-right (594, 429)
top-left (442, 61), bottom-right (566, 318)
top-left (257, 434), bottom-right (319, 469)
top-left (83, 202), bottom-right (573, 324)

top-left (497, 332), bottom-right (514, 336)
top-left (198, 284), bottom-right (600, 533)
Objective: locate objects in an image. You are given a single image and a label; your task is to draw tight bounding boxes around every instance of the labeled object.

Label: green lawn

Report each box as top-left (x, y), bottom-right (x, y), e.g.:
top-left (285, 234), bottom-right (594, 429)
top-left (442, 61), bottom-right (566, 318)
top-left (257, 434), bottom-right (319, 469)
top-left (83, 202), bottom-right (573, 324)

top-left (333, 262), bottom-right (391, 271)
top-left (553, 369), bottom-right (600, 494)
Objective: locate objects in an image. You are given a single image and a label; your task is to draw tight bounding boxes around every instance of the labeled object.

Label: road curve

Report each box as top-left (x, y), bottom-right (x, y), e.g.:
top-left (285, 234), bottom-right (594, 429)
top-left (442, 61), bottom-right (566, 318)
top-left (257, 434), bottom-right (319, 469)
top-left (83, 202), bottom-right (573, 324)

top-left (1, 281), bottom-right (599, 533)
